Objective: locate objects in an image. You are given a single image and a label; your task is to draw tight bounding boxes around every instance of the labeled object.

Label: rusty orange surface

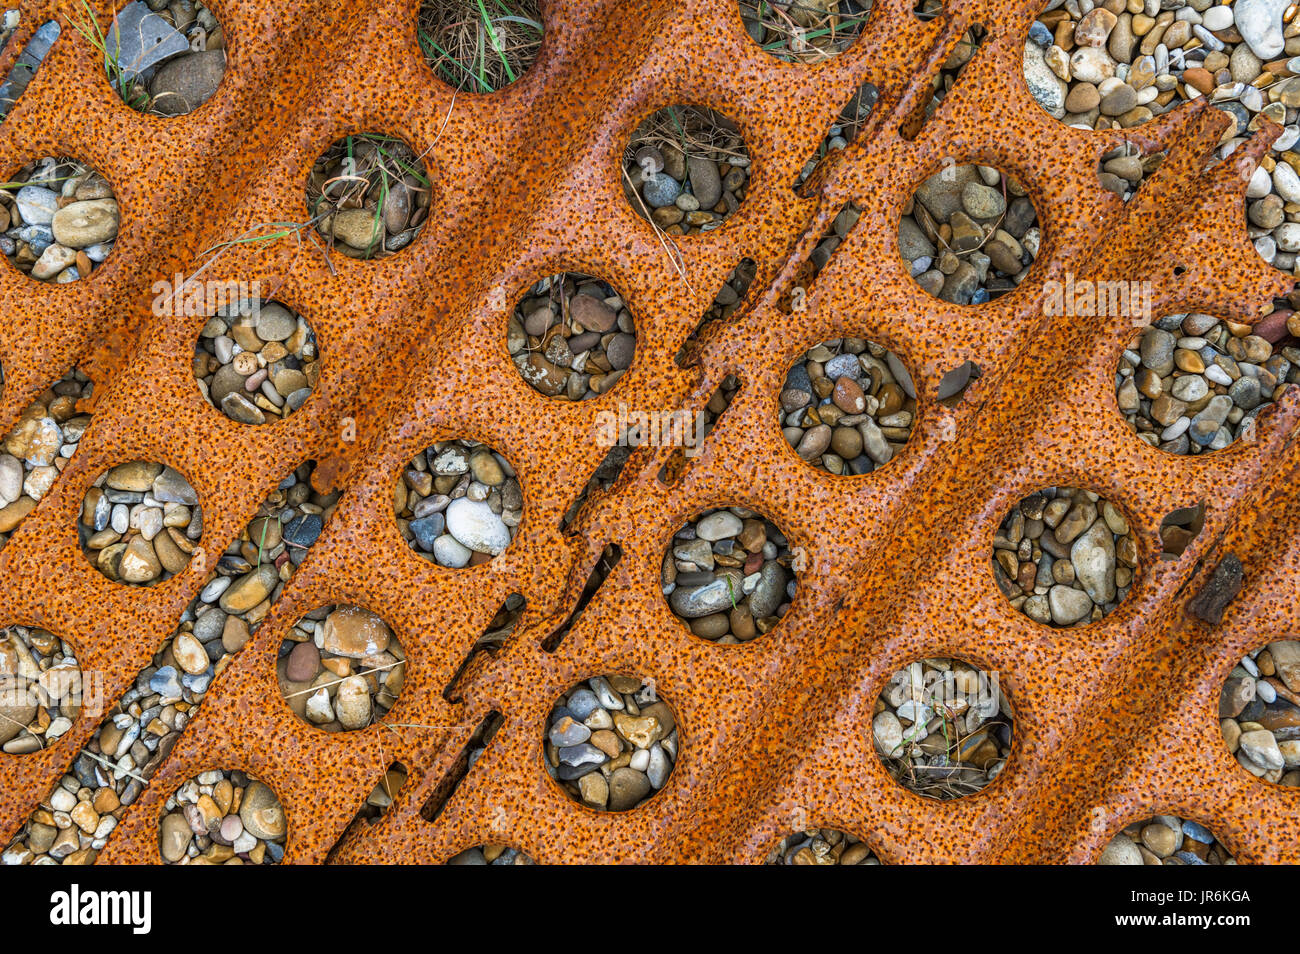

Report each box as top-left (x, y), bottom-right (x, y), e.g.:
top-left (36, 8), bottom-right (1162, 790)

top-left (0, 0), bottom-right (1297, 864)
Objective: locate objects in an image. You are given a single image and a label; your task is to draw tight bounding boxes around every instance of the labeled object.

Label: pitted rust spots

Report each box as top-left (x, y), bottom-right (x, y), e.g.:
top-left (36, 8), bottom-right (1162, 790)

top-left (0, 0), bottom-right (1295, 865)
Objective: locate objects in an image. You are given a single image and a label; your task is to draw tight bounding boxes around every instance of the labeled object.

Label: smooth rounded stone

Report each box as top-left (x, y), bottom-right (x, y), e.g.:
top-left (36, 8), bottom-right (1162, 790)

top-left (569, 293), bottom-right (617, 333)
top-left (283, 513), bottom-right (323, 548)
top-left (253, 302), bottom-right (297, 341)
top-left (669, 572), bottom-right (742, 618)
top-left (687, 156), bottom-right (722, 208)
top-left (747, 562), bottom-right (787, 618)
top-left (172, 632), bottom-right (209, 676)
top-left (0, 455), bottom-right (21, 504)
top-left (1239, 728), bottom-right (1285, 770)
top-left (50, 199), bottom-right (119, 248)
top-left (566, 688), bottom-right (601, 721)
top-left (238, 780), bottom-right (286, 841)
top-left (118, 536), bottom-right (162, 583)
top-left (1070, 519), bottom-right (1116, 605)
top-left (557, 742), bottom-right (606, 770)
top-left (148, 48), bottom-right (225, 115)
top-left (152, 466), bottom-right (198, 505)
top-left (1024, 40), bottom-right (1068, 116)
top-left (305, 688), bottom-right (333, 724)
top-left (1048, 584), bottom-right (1094, 625)
top-left (444, 497), bottom-right (510, 555)
top-left (695, 510), bottom-right (742, 541)
top-left (1236, 0), bottom-right (1289, 59)
top-left (641, 173), bottom-right (681, 208)
top-left (432, 534), bottom-right (472, 568)
top-left (872, 710), bottom-right (903, 754)
top-left (607, 766), bottom-right (653, 810)
top-left (1141, 823), bottom-right (1179, 857)
top-left (549, 715), bottom-right (591, 747)
top-left (961, 181), bottom-right (1006, 219)
top-left (15, 185), bottom-right (58, 225)
top-left (408, 513), bottom-right (445, 550)
top-left (219, 564), bottom-right (277, 612)
top-left (334, 675), bottom-right (372, 730)
top-left (105, 460), bottom-right (162, 492)
top-left (158, 812), bottom-right (192, 862)
top-left (285, 641), bottom-right (320, 682)
top-left (333, 208), bottom-right (382, 249)
top-left (1098, 833), bottom-right (1143, 865)
top-left (320, 605), bottom-right (391, 658)
top-left (1170, 374), bottom-right (1209, 403)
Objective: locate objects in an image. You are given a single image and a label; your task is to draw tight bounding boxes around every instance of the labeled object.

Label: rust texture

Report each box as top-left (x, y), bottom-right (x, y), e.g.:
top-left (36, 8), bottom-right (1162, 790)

top-left (0, 0), bottom-right (1297, 864)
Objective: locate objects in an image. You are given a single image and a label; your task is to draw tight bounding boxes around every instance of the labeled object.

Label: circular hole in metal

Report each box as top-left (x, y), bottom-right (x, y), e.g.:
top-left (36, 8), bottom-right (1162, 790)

top-left (159, 769), bottom-right (286, 865)
top-left (901, 163), bottom-right (1038, 304)
top-left (194, 298), bottom-right (319, 425)
top-left (623, 105), bottom-right (751, 233)
top-left (872, 656), bottom-right (1012, 799)
top-left (277, 604), bottom-right (406, 733)
top-left (779, 337), bottom-right (917, 474)
top-left (1116, 314), bottom-right (1289, 455)
top-left (992, 487), bottom-right (1137, 627)
top-left (80, 461), bottom-right (202, 586)
top-left (509, 272), bottom-right (636, 400)
top-left (663, 507), bottom-right (798, 643)
top-left (736, 0), bottom-right (873, 63)
top-left (544, 675), bottom-right (678, 812)
top-left (418, 0), bottom-right (543, 93)
top-left (305, 133), bottom-right (430, 260)
top-left (101, 0), bottom-right (227, 115)
top-left (0, 157), bottom-right (117, 284)
top-left (394, 438), bottom-right (521, 567)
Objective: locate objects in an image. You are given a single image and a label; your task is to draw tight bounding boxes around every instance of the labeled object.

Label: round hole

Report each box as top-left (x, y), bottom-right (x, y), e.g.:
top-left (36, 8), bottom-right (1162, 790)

top-left (418, 0), bottom-right (543, 92)
top-left (395, 439), bottom-right (522, 567)
top-left (305, 134), bottom-right (430, 260)
top-left (1117, 314), bottom-right (1290, 455)
top-left (159, 769), bottom-right (285, 864)
top-left (194, 298), bottom-right (319, 424)
top-left (780, 338), bottom-right (916, 474)
top-left (764, 828), bottom-right (881, 865)
top-left (872, 657), bottom-right (1012, 799)
top-left (1098, 817), bottom-right (1233, 865)
top-left (80, 462), bottom-right (202, 585)
top-left (992, 488), bottom-right (1137, 627)
top-left (278, 605), bottom-right (406, 732)
top-left (623, 106), bottom-right (751, 234)
top-left (1220, 639), bottom-right (1300, 788)
top-left (737, 1), bottom-right (872, 62)
top-left (663, 507), bottom-right (798, 643)
top-left (0, 625), bottom-right (82, 755)
top-left (0, 157), bottom-right (118, 284)
top-left (545, 675), bottom-right (677, 811)
top-left (102, 0), bottom-right (227, 115)
top-left (509, 272), bottom-right (636, 400)
top-left (447, 844), bottom-right (536, 864)
top-left (0, 367), bottom-right (92, 542)
top-left (901, 163), bottom-right (1038, 304)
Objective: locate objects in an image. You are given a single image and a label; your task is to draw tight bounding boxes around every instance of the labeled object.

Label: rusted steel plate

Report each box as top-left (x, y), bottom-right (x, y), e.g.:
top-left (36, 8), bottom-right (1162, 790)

top-left (0, 0), bottom-right (1296, 865)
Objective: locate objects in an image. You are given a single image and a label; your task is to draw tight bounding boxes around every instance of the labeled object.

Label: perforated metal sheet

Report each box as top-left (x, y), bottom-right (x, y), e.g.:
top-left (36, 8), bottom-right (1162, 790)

top-left (0, 0), bottom-right (1297, 865)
